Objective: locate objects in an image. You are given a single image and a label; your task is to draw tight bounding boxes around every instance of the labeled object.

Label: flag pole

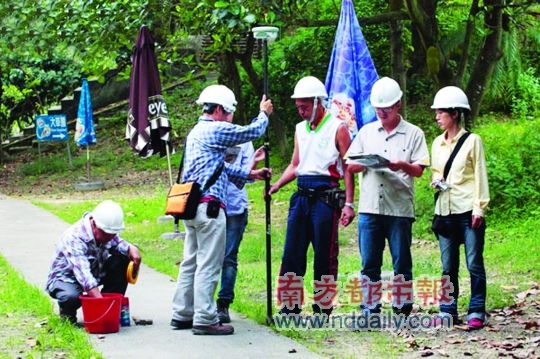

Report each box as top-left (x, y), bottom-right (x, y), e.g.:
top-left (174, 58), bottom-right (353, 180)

top-left (86, 145), bottom-right (90, 181)
top-left (253, 26), bottom-right (279, 326)
top-left (165, 141), bottom-right (173, 187)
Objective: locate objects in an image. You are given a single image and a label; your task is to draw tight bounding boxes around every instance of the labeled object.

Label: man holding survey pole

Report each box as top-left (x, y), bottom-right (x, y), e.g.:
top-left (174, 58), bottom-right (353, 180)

top-left (346, 77), bottom-right (430, 317)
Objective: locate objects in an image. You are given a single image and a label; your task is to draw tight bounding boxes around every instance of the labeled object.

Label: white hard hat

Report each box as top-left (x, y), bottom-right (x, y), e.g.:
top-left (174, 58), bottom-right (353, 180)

top-left (431, 86), bottom-right (471, 110)
top-left (291, 76), bottom-right (328, 99)
top-left (92, 200), bottom-right (125, 234)
top-left (196, 84), bottom-right (237, 113)
top-left (369, 77), bottom-right (403, 108)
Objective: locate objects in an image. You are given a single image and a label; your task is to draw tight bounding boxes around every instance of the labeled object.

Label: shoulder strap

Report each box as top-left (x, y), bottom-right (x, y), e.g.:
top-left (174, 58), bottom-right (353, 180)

top-left (174, 136), bottom-right (224, 191)
top-left (434, 132), bottom-right (471, 205)
top-left (443, 132), bottom-right (471, 180)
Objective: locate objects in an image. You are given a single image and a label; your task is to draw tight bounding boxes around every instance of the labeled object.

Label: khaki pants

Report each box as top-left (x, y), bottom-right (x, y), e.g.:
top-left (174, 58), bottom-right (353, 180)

top-left (172, 203), bottom-right (226, 326)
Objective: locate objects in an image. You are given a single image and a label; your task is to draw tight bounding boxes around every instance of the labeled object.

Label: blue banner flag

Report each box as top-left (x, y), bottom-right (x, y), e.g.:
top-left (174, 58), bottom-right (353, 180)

top-left (325, 0), bottom-right (378, 137)
top-left (74, 79), bottom-right (96, 147)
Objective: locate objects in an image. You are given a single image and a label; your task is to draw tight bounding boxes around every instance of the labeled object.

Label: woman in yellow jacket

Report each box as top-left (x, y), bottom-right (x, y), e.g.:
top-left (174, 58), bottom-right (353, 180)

top-left (430, 86), bottom-right (490, 330)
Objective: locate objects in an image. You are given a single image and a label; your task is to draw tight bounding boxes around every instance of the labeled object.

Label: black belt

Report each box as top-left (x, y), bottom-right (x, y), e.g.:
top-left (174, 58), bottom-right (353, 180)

top-left (297, 187), bottom-right (345, 209)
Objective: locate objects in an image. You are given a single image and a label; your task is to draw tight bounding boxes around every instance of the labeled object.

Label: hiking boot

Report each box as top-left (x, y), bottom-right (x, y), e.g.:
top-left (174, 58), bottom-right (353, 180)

top-left (170, 318), bottom-right (193, 330)
top-left (192, 323), bottom-right (234, 335)
top-left (217, 298), bottom-right (231, 324)
top-left (467, 317), bottom-right (484, 330)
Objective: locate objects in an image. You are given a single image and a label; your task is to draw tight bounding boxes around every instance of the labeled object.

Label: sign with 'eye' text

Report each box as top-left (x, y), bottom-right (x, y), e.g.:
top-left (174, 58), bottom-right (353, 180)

top-left (35, 114), bottom-right (68, 142)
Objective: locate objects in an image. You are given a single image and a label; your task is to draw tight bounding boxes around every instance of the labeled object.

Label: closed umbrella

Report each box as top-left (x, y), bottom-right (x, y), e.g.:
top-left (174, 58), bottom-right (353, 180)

top-left (75, 78), bottom-right (97, 181)
top-left (126, 25), bottom-right (173, 184)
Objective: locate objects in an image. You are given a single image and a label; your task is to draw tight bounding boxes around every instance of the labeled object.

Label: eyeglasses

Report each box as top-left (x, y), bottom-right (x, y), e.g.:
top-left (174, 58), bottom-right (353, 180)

top-left (375, 106), bottom-right (395, 114)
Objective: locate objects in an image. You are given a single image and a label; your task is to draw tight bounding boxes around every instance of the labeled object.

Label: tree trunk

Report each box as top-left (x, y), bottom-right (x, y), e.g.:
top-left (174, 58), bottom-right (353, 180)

top-left (405, 0), bottom-right (453, 86)
top-left (465, 0), bottom-right (503, 124)
top-left (455, 0), bottom-right (480, 87)
top-left (390, 0), bottom-right (406, 117)
top-left (218, 52), bottom-right (246, 123)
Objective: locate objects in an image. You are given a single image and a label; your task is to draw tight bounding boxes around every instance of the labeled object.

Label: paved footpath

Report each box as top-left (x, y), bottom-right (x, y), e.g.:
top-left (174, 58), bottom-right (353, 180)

top-left (0, 195), bottom-right (317, 359)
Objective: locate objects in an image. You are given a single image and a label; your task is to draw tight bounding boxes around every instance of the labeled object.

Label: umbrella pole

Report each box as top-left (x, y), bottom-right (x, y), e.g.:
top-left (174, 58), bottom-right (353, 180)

top-left (262, 37), bottom-right (273, 325)
top-left (165, 142), bottom-right (173, 187)
top-left (86, 145), bottom-right (90, 182)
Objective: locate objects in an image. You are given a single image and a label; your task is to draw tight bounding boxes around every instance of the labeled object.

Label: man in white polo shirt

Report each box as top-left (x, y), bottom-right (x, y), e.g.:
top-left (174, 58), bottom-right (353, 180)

top-left (347, 77), bottom-right (430, 317)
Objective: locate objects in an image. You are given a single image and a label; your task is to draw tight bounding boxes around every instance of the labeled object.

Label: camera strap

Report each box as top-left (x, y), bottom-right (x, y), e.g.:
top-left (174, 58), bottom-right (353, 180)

top-left (434, 132), bottom-right (471, 204)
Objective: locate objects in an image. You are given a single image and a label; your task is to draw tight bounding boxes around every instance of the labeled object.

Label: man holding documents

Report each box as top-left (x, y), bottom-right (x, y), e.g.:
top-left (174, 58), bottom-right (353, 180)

top-left (346, 77), bottom-right (430, 317)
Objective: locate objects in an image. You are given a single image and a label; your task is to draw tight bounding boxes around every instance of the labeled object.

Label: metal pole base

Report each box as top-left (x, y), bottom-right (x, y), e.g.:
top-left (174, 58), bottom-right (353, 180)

top-left (157, 215), bottom-right (175, 223)
top-left (160, 231), bottom-right (185, 240)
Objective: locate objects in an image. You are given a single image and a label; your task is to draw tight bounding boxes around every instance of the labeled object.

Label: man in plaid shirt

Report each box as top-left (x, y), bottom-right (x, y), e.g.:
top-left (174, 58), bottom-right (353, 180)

top-left (171, 84), bottom-right (272, 335)
top-left (46, 200), bottom-right (141, 323)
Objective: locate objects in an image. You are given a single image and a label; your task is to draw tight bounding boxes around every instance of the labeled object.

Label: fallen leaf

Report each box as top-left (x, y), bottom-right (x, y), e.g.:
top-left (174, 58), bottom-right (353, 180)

top-left (288, 349), bottom-right (297, 353)
top-left (485, 326), bottom-right (501, 332)
top-left (445, 338), bottom-right (464, 344)
top-left (525, 320), bottom-right (539, 330)
top-left (97, 335), bottom-right (106, 340)
top-left (436, 349), bottom-right (449, 357)
top-left (420, 349), bottom-right (434, 357)
top-left (463, 352), bottom-right (473, 356)
top-left (468, 336), bottom-right (481, 342)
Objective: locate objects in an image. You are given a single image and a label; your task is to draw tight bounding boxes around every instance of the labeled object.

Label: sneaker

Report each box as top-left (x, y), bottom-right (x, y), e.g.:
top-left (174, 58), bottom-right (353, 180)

top-left (192, 323), bottom-right (234, 335)
top-left (467, 317), bottom-right (484, 330)
top-left (170, 318), bottom-right (193, 330)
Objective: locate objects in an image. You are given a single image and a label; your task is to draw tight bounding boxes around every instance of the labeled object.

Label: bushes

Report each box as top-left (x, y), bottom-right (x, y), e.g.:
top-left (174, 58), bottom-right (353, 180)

top-left (478, 118), bottom-right (540, 217)
top-left (511, 68), bottom-right (540, 120)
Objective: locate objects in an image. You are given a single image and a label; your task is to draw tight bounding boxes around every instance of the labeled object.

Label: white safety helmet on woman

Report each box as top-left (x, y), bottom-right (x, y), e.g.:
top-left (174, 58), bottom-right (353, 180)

top-left (431, 86), bottom-right (471, 110)
top-left (370, 77), bottom-right (403, 108)
top-left (196, 84), bottom-right (237, 113)
top-left (92, 200), bottom-right (125, 234)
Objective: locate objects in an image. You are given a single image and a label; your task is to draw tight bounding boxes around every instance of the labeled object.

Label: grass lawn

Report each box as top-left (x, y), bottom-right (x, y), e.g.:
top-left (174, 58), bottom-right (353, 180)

top-left (0, 256), bottom-right (102, 358)
top-left (33, 175), bottom-right (540, 357)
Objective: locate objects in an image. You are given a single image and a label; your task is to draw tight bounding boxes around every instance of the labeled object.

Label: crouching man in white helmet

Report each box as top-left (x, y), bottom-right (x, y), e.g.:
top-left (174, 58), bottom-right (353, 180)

top-left (346, 77), bottom-right (430, 318)
top-left (171, 84), bottom-right (273, 335)
top-left (269, 76), bottom-right (355, 319)
top-left (45, 200), bottom-right (142, 324)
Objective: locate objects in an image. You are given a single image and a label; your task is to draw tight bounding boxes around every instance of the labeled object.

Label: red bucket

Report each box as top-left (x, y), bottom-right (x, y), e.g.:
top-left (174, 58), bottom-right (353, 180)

top-left (79, 293), bottom-right (123, 334)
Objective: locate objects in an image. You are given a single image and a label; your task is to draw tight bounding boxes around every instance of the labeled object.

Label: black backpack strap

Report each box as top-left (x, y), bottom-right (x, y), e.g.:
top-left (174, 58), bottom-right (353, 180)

top-left (435, 132), bottom-right (471, 204)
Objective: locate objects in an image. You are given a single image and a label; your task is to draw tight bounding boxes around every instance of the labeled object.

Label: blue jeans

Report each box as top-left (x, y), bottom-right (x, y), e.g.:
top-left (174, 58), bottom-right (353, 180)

top-left (358, 213), bottom-right (414, 315)
top-left (217, 210), bottom-right (248, 304)
top-left (437, 212), bottom-right (486, 321)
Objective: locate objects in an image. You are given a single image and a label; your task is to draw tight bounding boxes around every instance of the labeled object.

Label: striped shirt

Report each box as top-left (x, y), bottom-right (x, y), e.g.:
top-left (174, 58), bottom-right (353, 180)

top-left (182, 112), bottom-right (268, 204)
top-left (45, 213), bottom-right (130, 292)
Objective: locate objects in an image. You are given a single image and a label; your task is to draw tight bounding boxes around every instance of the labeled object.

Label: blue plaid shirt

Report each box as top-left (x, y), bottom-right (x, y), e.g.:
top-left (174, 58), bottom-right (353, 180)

top-left (182, 111), bottom-right (268, 204)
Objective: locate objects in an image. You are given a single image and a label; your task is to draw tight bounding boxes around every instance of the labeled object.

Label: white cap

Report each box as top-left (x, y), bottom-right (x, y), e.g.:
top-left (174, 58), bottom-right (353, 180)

top-left (291, 76), bottom-right (328, 99)
top-left (196, 84), bottom-right (237, 113)
top-left (369, 77), bottom-right (403, 108)
top-left (431, 86), bottom-right (471, 110)
top-left (92, 200), bottom-right (125, 234)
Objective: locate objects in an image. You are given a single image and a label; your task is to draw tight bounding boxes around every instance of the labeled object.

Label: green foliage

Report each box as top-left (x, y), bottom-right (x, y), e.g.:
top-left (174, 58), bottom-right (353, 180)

top-left (477, 118), bottom-right (540, 217)
top-left (511, 68), bottom-right (540, 120)
top-left (0, 57), bottom-right (81, 140)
